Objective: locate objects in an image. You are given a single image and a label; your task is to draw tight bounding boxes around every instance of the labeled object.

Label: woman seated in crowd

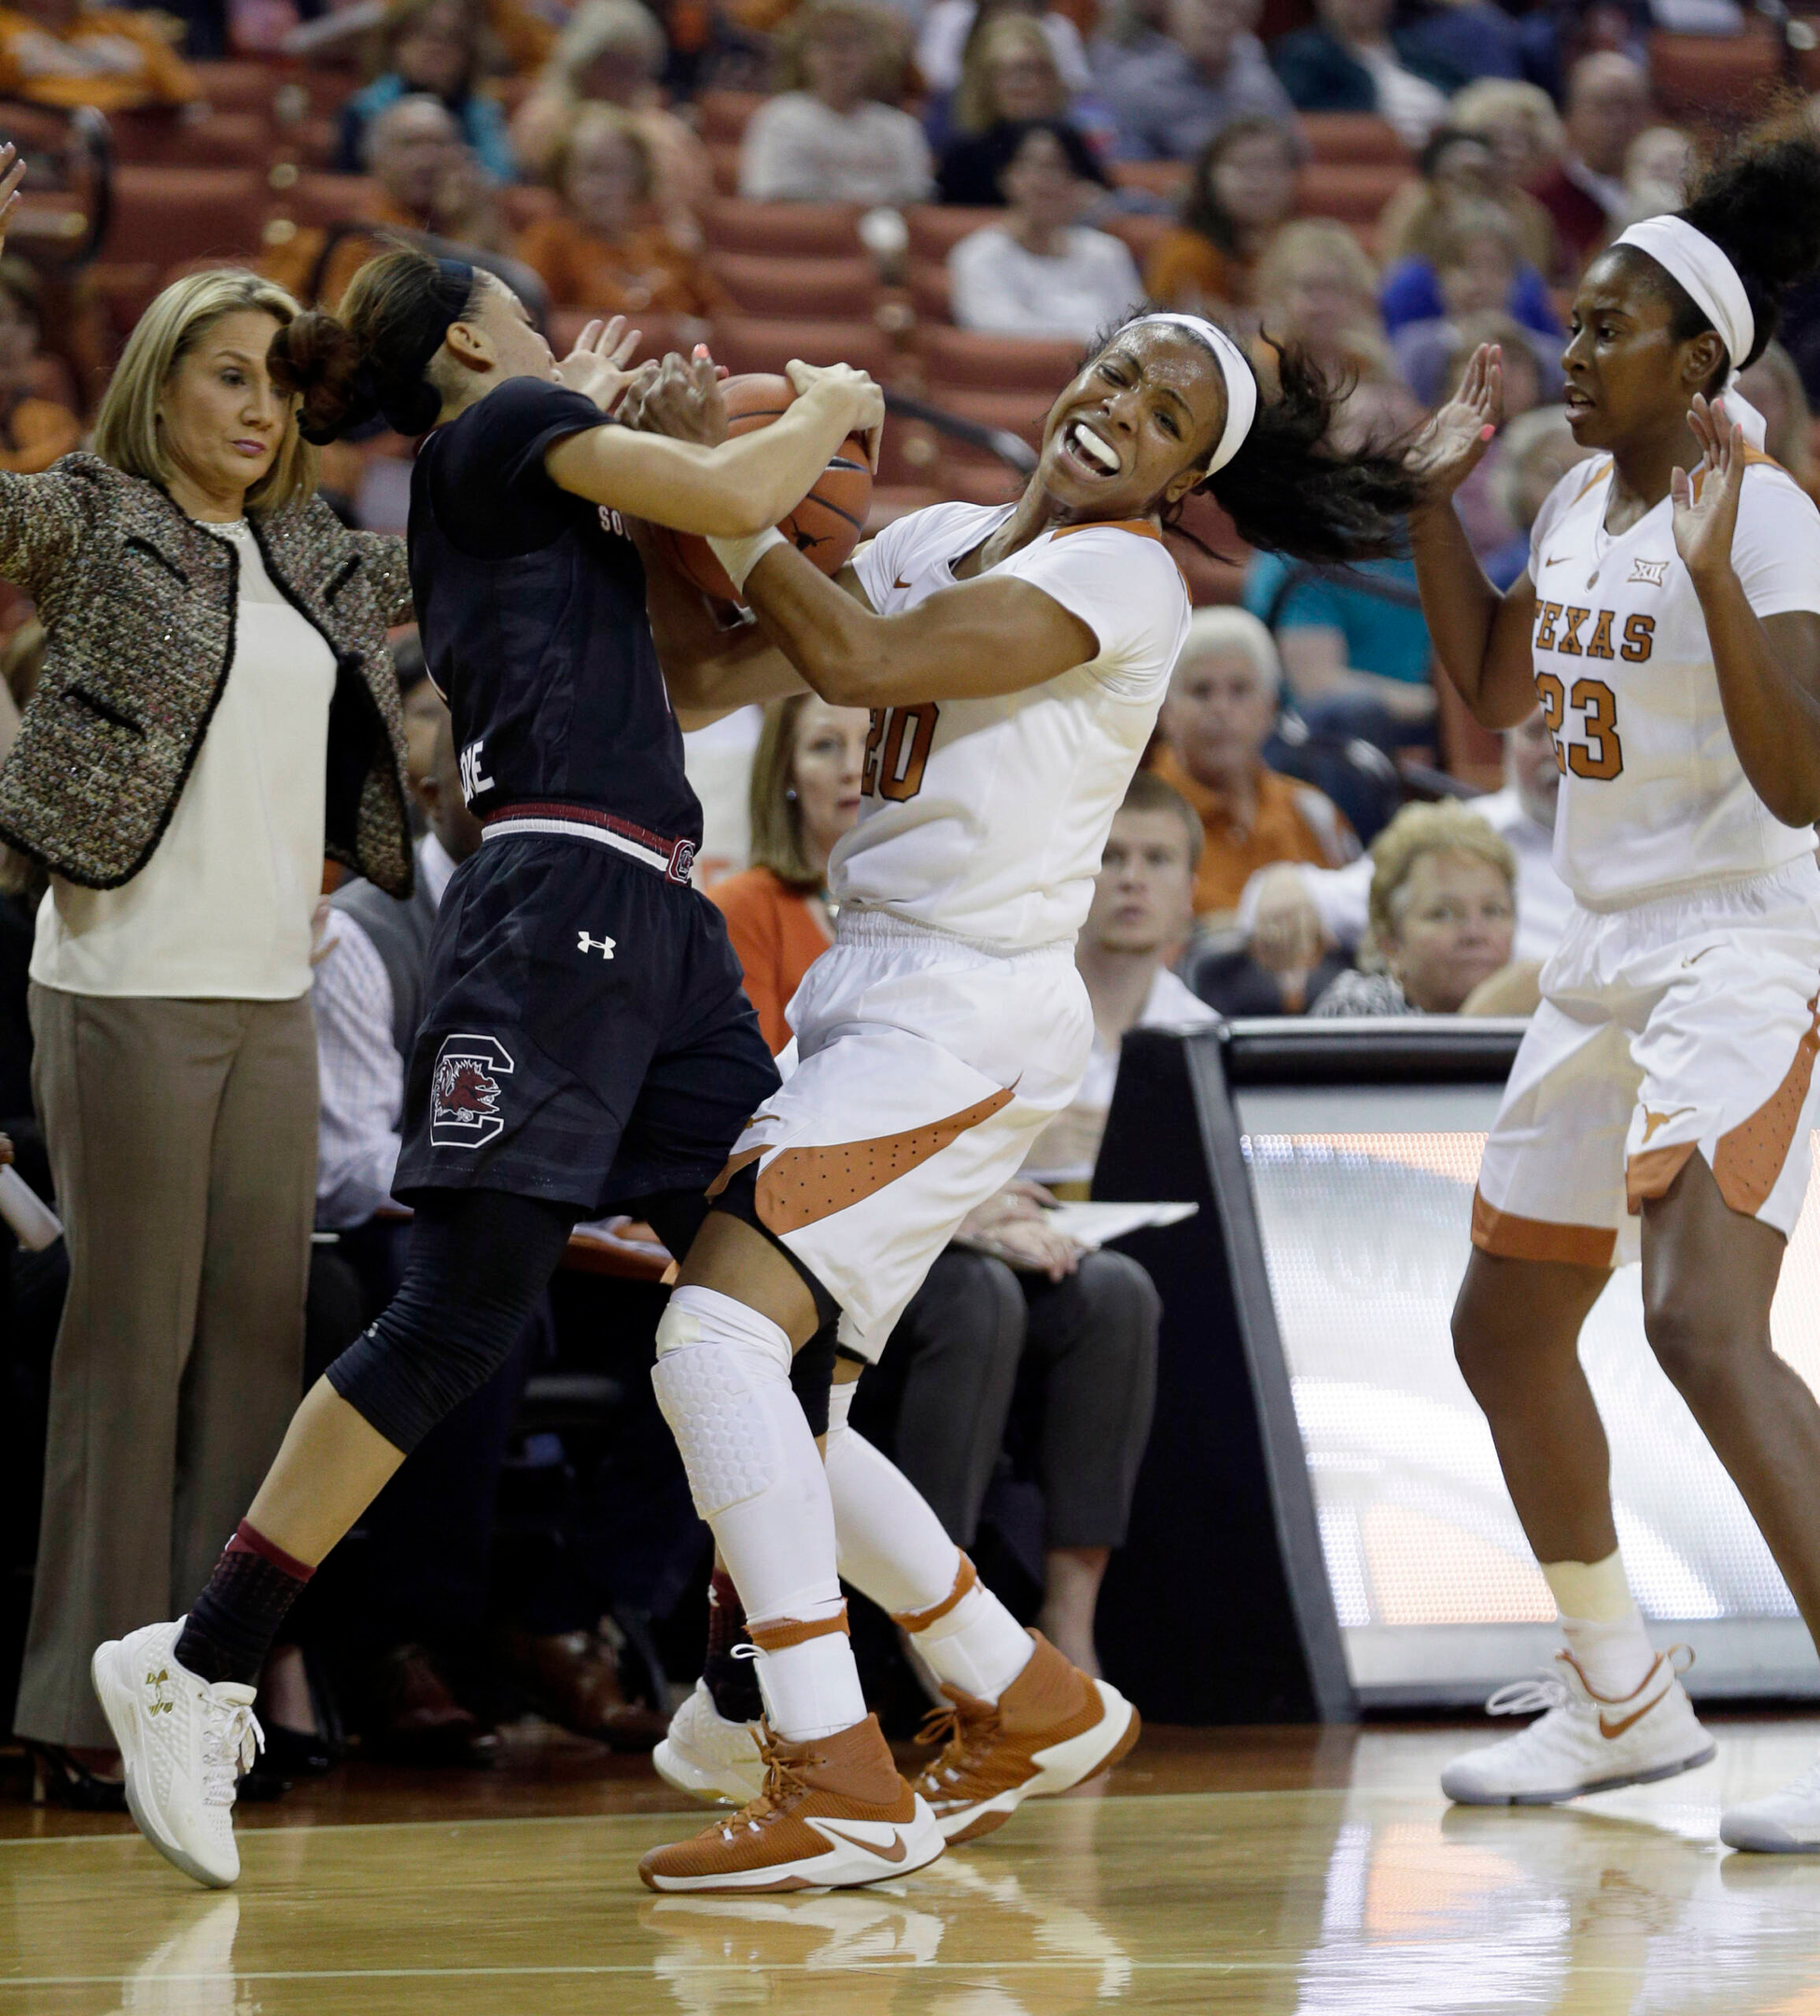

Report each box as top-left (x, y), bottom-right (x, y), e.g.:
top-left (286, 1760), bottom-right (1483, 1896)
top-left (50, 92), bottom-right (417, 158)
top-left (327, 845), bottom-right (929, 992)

top-left (1378, 123), bottom-right (1555, 292)
top-left (511, 0), bottom-right (709, 242)
top-left (0, 262), bottom-right (78, 475)
top-left (936, 14), bottom-right (1102, 208)
top-left (739, 0), bottom-right (931, 206)
top-left (1388, 207), bottom-right (1561, 407)
top-left (1268, 0), bottom-right (1450, 148)
top-left (1253, 218), bottom-right (1387, 388)
top-left (1143, 115), bottom-right (1297, 318)
top-left (513, 107), bottom-right (721, 324)
top-left (337, 0), bottom-right (516, 185)
top-left (1382, 197), bottom-right (1559, 347)
top-left (917, 0), bottom-right (1090, 104)
top-left (949, 121), bottom-right (1140, 338)
top-left (1311, 801), bottom-right (1522, 1017)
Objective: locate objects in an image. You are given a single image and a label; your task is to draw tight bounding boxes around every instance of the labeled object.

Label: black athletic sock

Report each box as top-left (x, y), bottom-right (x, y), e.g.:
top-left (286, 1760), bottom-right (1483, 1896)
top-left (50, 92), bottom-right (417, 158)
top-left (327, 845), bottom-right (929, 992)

top-left (702, 1567), bottom-right (762, 1723)
top-left (175, 1521), bottom-right (315, 1686)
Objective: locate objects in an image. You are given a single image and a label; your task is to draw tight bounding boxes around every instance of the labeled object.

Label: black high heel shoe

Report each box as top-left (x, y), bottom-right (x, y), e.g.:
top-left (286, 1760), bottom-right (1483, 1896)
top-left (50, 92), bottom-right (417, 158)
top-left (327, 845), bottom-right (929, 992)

top-left (24, 1742), bottom-right (127, 1813)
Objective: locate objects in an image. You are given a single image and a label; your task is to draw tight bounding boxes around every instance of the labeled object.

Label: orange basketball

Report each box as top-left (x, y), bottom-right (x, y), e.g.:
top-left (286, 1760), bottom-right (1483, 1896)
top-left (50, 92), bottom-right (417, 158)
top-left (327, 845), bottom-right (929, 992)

top-left (658, 372), bottom-right (872, 604)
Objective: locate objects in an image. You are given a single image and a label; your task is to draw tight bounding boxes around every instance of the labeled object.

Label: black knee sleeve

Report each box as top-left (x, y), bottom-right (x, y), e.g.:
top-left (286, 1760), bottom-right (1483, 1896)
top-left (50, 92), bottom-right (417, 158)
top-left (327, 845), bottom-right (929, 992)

top-left (325, 1190), bottom-right (577, 1454)
top-left (791, 1318), bottom-right (839, 1436)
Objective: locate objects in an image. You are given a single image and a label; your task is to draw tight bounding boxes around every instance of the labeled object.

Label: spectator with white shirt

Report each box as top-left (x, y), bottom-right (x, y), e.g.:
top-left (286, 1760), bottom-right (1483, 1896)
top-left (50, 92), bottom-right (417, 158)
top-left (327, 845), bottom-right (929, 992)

top-left (1268, 0), bottom-right (1452, 149)
top-left (948, 122), bottom-right (1141, 340)
top-left (739, 0), bottom-right (932, 205)
top-left (1103, 0), bottom-right (1293, 165)
top-left (1239, 710), bottom-right (1570, 995)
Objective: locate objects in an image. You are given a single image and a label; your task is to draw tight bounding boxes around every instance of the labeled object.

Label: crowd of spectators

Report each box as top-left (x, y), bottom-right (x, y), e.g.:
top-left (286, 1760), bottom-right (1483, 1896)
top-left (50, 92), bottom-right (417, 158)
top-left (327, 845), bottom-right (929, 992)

top-left (0, 0), bottom-right (1814, 1805)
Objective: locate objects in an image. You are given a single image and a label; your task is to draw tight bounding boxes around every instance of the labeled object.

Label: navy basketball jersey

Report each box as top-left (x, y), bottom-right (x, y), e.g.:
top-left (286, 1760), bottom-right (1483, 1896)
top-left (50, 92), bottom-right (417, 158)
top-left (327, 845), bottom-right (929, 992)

top-left (409, 376), bottom-right (702, 847)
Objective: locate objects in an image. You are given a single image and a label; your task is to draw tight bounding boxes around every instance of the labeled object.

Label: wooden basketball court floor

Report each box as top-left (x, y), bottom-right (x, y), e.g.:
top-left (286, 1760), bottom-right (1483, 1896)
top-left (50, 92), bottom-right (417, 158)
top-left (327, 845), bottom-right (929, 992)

top-left (10, 1716), bottom-right (1820, 2014)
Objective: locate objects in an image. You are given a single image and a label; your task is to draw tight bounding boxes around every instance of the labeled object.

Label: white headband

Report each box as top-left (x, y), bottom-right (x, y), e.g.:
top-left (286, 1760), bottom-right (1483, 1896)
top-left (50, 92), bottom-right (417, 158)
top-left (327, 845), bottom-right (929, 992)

top-left (1613, 215), bottom-right (1754, 380)
top-left (1134, 313), bottom-right (1259, 475)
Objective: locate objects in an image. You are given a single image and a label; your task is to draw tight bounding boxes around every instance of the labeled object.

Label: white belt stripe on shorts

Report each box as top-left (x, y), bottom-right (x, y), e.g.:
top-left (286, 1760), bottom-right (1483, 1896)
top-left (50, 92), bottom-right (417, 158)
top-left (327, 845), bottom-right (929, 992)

top-left (481, 800), bottom-right (698, 885)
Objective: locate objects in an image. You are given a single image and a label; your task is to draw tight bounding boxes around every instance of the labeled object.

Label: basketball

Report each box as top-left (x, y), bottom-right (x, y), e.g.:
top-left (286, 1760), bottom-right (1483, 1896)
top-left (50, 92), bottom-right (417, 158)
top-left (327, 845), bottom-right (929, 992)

top-left (656, 372), bottom-right (872, 604)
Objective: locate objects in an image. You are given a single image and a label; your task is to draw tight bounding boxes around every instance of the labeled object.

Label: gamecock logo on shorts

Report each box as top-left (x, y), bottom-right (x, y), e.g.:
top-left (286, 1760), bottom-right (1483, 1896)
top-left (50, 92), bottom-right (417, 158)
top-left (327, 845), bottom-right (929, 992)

top-left (429, 1033), bottom-right (514, 1149)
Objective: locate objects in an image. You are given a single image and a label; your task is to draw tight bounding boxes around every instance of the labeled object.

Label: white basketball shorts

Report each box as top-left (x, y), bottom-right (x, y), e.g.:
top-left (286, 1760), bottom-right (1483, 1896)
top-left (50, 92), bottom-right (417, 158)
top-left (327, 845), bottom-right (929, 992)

top-left (711, 909), bottom-right (1093, 1360)
top-left (1474, 854), bottom-right (1820, 1268)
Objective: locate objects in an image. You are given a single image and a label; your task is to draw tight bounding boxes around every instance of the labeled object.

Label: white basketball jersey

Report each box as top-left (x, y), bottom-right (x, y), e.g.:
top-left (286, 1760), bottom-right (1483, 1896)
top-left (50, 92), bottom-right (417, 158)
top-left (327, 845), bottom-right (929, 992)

top-left (1527, 454), bottom-right (1820, 906)
top-left (840, 501), bottom-right (1192, 948)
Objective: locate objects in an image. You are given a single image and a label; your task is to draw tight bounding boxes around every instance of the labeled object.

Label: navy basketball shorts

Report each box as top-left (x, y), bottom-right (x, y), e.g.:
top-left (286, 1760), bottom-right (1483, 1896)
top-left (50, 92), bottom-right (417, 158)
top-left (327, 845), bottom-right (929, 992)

top-left (393, 834), bottom-right (779, 1215)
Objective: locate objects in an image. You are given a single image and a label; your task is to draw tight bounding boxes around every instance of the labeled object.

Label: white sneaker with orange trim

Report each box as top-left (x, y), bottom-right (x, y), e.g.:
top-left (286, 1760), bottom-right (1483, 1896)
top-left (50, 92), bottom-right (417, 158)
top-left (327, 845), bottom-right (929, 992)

top-left (1441, 1646), bottom-right (1715, 1806)
top-left (908, 1631), bottom-right (1141, 1845)
top-left (638, 1714), bottom-right (945, 1894)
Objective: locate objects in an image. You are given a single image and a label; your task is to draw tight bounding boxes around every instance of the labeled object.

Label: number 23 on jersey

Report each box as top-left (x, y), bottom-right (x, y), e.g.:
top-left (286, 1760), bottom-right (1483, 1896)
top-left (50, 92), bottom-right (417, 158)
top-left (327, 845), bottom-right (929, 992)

top-left (863, 704), bottom-right (940, 801)
top-left (1532, 603), bottom-right (1650, 780)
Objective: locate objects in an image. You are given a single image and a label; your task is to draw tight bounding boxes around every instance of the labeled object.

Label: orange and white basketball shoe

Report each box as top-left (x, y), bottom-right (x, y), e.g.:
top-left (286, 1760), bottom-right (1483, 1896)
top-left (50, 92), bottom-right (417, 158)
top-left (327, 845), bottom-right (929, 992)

top-left (638, 1714), bottom-right (945, 1894)
top-left (909, 1631), bottom-right (1141, 1844)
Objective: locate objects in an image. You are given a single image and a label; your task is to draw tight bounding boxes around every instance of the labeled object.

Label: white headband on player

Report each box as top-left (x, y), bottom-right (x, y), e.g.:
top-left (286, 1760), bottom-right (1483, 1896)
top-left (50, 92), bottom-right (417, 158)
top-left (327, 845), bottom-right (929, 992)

top-left (1132, 313), bottom-right (1259, 476)
top-left (1613, 215), bottom-right (1755, 380)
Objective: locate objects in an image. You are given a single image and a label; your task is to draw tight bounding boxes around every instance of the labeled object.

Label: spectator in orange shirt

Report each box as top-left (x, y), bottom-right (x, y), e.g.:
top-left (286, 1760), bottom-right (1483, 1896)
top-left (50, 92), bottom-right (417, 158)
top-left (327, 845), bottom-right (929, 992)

top-left (1143, 114), bottom-right (1297, 318)
top-left (1149, 606), bottom-right (1357, 920)
top-left (514, 106), bottom-right (721, 323)
top-left (709, 693), bottom-right (870, 1055)
top-left (0, 261), bottom-right (78, 473)
top-left (0, 0), bottom-right (194, 112)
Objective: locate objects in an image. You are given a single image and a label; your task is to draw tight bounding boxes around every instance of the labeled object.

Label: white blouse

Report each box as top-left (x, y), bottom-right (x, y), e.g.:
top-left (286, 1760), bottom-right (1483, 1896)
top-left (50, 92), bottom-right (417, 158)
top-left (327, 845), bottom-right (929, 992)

top-left (32, 520), bottom-right (338, 1001)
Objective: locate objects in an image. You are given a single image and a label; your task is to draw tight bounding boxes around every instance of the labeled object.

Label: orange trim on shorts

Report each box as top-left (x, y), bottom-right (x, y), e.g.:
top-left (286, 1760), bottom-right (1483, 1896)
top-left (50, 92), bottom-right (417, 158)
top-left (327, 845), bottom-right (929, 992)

top-left (1712, 988), bottom-right (1820, 1215)
top-left (1471, 1189), bottom-right (1615, 1267)
top-left (754, 1088), bottom-right (1015, 1235)
top-left (749, 1606), bottom-right (849, 1653)
top-left (707, 1144), bottom-right (768, 1200)
top-left (889, 1554), bottom-right (977, 1633)
top-left (1626, 1141), bottom-right (1697, 1214)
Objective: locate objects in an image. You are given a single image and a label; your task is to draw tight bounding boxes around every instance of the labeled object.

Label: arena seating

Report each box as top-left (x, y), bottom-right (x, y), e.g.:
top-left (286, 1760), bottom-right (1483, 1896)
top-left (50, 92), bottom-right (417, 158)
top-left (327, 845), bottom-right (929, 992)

top-left (711, 251), bottom-right (881, 319)
top-left (699, 199), bottom-right (865, 258)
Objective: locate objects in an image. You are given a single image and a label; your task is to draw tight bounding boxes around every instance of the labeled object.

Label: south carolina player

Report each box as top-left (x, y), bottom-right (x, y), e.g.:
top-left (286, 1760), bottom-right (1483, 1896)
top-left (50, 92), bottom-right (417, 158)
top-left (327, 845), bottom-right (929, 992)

top-left (1407, 115), bottom-right (1820, 1851)
top-left (91, 245), bottom-right (883, 1890)
top-left (629, 311), bottom-right (1430, 1892)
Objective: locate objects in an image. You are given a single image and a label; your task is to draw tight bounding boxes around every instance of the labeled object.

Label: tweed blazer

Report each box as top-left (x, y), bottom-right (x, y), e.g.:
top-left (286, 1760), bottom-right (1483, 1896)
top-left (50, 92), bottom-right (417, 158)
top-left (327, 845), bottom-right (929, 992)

top-left (0, 453), bottom-right (418, 896)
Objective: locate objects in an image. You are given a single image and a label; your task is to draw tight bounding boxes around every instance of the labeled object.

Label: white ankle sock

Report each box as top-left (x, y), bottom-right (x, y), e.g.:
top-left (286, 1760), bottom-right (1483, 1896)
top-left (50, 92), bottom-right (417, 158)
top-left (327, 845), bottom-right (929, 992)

top-left (1542, 1549), bottom-right (1656, 1699)
top-left (821, 1393), bottom-right (1032, 1701)
top-left (914, 1582), bottom-right (1035, 1702)
top-left (653, 1286), bottom-right (865, 1740)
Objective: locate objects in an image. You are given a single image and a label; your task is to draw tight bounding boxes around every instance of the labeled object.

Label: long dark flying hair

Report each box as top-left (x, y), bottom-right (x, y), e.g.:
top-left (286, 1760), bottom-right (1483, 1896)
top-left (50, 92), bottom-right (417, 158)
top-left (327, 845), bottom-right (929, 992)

top-left (1085, 315), bottom-right (1421, 564)
top-left (1623, 104), bottom-right (1820, 381)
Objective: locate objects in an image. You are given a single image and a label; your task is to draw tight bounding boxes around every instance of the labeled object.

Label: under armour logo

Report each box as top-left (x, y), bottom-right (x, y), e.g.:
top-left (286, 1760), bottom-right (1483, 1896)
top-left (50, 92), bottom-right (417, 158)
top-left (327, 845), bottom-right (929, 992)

top-left (577, 932), bottom-right (616, 959)
top-left (145, 1667), bottom-right (175, 1715)
top-left (1630, 558), bottom-right (1670, 587)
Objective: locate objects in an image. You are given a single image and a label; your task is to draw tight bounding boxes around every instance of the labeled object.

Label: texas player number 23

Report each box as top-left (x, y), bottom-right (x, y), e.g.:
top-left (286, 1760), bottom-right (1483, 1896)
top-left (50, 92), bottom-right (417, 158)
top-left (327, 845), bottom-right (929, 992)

top-left (1535, 671), bottom-right (1624, 780)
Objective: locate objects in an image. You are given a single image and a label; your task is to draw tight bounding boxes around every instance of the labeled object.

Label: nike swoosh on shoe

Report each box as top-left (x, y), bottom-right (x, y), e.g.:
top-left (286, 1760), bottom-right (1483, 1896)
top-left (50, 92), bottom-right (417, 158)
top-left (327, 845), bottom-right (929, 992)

top-left (812, 1820), bottom-right (911, 1863)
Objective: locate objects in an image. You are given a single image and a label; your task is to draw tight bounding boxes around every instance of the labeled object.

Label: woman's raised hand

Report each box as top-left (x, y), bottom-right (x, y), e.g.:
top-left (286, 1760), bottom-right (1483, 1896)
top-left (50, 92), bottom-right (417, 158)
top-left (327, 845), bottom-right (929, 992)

top-left (1407, 343), bottom-right (1504, 503)
top-left (0, 144), bottom-right (25, 261)
top-left (1672, 393), bottom-right (1747, 586)
top-left (786, 358), bottom-right (885, 473)
top-left (556, 314), bottom-right (644, 414)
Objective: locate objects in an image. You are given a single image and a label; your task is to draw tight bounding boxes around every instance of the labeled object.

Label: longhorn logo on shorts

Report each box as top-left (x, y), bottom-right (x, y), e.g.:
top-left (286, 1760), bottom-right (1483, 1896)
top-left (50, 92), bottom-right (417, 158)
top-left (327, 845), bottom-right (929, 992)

top-left (429, 1033), bottom-right (514, 1149)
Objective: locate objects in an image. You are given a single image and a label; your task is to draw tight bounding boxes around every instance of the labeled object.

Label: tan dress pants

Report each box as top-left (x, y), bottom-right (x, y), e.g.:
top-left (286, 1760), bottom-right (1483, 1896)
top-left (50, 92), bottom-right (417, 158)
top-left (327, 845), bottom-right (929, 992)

top-left (14, 987), bottom-right (316, 1748)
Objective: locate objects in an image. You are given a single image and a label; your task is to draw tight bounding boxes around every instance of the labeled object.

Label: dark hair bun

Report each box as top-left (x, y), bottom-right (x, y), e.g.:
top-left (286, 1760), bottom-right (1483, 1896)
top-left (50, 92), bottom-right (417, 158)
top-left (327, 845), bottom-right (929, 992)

top-left (268, 309), bottom-right (375, 445)
top-left (1678, 107), bottom-right (1820, 362)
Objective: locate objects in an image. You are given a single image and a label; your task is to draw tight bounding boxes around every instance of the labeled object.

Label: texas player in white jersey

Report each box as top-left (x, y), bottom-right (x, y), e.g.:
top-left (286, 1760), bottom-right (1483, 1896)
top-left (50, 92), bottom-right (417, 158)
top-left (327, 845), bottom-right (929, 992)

top-left (627, 311), bottom-right (1429, 1893)
top-left (1407, 115), bottom-right (1820, 1850)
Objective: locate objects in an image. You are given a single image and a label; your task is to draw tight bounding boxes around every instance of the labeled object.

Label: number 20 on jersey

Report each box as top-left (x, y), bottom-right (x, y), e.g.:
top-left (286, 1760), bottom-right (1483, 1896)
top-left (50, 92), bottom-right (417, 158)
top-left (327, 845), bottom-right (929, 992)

top-left (863, 704), bottom-right (940, 801)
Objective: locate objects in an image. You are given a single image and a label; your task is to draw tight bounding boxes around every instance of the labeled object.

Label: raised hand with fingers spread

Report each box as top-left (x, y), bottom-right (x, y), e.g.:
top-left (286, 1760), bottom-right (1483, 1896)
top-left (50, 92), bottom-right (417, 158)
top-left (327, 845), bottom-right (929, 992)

top-left (554, 314), bottom-right (643, 413)
top-left (1407, 342), bottom-right (1504, 503)
top-left (1671, 393), bottom-right (1746, 583)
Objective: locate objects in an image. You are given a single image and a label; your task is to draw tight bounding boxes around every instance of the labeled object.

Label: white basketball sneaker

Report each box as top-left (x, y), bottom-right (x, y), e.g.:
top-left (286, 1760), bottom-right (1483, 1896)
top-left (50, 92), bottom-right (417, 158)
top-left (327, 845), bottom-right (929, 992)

top-left (1441, 1646), bottom-right (1715, 1806)
top-left (91, 1619), bottom-right (263, 1888)
top-left (652, 1679), bottom-right (765, 1806)
top-left (1721, 1758), bottom-right (1820, 1852)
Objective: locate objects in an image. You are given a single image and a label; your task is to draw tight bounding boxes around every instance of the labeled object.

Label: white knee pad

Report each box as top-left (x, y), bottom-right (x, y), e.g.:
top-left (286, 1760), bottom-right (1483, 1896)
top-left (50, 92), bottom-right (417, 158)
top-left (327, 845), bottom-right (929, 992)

top-left (652, 1286), bottom-right (793, 1519)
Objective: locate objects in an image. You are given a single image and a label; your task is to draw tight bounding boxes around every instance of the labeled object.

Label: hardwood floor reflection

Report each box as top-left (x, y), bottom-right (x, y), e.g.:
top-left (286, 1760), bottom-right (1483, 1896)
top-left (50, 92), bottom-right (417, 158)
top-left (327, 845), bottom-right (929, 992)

top-left (8, 1720), bottom-right (1820, 2013)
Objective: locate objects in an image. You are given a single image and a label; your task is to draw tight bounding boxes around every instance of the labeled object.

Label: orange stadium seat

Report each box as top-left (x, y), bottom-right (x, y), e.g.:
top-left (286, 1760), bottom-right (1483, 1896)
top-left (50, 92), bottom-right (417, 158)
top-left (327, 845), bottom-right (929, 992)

top-left (932, 385), bottom-right (1054, 457)
top-left (707, 139), bottom-right (742, 195)
top-left (711, 252), bottom-right (880, 318)
top-left (547, 306), bottom-right (685, 364)
top-left (268, 171), bottom-right (377, 228)
top-left (908, 260), bottom-right (951, 322)
top-left (1295, 161), bottom-right (1411, 228)
top-left (189, 61), bottom-right (283, 116)
top-left (101, 165), bottom-right (265, 271)
top-left (1648, 29), bottom-right (1783, 122)
top-left (700, 200), bottom-right (864, 258)
top-left (917, 325), bottom-right (1079, 392)
top-left (707, 315), bottom-right (894, 381)
top-left (904, 203), bottom-right (1002, 263)
top-left (697, 90), bottom-right (766, 142)
top-left (1298, 113), bottom-right (1409, 165)
top-left (111, 109), bottom-right (270, 169)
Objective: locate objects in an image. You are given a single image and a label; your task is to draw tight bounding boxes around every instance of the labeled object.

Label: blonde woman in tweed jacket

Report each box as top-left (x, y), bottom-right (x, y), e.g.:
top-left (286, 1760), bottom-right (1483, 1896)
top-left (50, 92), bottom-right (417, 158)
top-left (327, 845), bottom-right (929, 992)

top-left (0, 151), bottom-right (414, 1802)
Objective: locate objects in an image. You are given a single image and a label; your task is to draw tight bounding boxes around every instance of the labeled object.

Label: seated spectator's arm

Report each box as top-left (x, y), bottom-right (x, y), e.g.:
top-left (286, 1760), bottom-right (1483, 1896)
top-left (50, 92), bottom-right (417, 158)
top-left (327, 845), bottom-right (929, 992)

top-left (313, 910), bottom-right (408, 1230)
top-left (1406, 343), bottom-right (1539, 730)
top-left (1277, 623), bottom-right (1436, 720)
